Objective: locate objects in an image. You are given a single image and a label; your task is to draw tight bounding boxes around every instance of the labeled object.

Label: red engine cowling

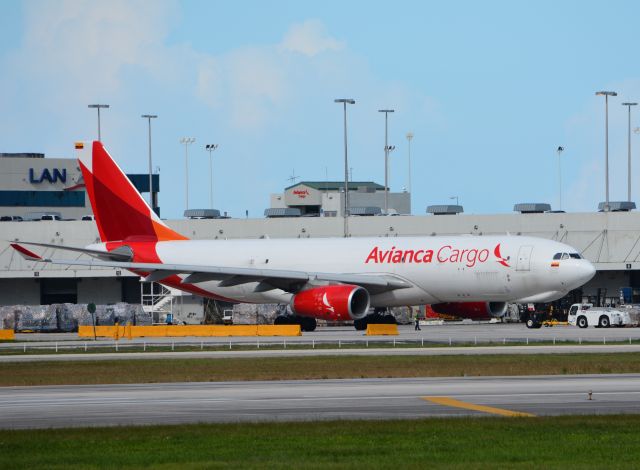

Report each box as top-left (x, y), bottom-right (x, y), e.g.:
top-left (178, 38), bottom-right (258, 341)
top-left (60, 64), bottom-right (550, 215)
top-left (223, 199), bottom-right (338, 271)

top-left (430, 302), bottom-right (508, 320)
top-left (291, 285), bottom-right (370, 321)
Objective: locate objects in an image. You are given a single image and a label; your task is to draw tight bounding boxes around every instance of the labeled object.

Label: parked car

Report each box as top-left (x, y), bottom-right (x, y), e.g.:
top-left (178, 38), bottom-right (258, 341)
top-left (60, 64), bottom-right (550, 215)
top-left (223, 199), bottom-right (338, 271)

top-left (40, 214), bottom-right (62, 221)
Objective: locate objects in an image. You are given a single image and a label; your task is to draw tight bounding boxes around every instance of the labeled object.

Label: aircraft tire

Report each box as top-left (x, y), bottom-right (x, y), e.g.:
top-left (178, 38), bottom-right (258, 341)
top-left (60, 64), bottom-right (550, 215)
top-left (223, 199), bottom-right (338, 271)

top-left (274, 315), bottom-right (293, 325)
top-left (354, 318), bottom-right (368, 331)
top-left (300, 317), bottom-right (317, 332)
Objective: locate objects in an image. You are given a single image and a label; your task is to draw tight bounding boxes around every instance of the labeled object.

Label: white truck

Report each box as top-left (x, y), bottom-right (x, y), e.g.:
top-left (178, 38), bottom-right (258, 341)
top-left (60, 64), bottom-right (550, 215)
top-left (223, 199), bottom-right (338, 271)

top-left (222, 309), bottom-right (233, 325)
top-left (567, 303), bottom-right (634, 328)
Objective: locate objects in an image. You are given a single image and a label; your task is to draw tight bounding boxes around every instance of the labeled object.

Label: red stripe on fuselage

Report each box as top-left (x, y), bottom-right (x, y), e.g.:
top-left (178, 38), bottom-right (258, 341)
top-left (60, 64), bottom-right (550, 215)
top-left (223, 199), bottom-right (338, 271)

top-left (105, 240), bottom-right (240, 303)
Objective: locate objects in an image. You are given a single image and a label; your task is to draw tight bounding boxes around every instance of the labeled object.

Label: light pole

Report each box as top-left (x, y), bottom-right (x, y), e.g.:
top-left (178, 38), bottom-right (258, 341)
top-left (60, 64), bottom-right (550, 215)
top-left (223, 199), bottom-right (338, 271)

top-left (88, 104), bottom-right (109, 141)
top-left (378, 109), bottom-right (395, 214)
top-left (449, 196), bottom-right (459, 206)
top-left (334, 98), bottom-right (355, 237)
top-left (386, 145), bottom-right (395, 204)
top-left (557, 146), bottom-right (564, 210)
top-left (205, 144), bottom-right (219, 209)
top-left (622, 103), bottom-right (637, 202)
top-left (141, 115), bottom-right (158, 212)
top-left (180, 137), bottom-right (195, 211)
top-left (595, 91), bottom-right (617, 211)
top-left (406, 131), bottom-right (414, 201)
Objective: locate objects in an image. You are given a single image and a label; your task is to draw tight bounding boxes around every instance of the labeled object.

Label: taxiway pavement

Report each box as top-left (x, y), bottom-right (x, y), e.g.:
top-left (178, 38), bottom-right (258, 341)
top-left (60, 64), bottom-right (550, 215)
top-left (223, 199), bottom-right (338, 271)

top-left (1, 374), bottom-right (638, 429)
top-left (11, 323), bottom-right (640, 346)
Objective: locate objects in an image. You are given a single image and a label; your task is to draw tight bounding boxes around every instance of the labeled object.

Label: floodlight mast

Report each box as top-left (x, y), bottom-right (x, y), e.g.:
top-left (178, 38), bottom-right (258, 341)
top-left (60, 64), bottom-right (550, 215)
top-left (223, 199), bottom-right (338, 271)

top-left (205, 144), bottom-right (219, 209)
top-left (378, 109), bottom-right (395, 214)
top-left (141, 115), bottom-right (158, 212)
top-left (334, 99), bottom-right (355, 237)
top-left (88, 104), bottom-right (110, 141)
top-left (622, 102), bottom-right (637, 201)
top-left (595, 91), bottom-right (617, 211)
top-left (180, 137), bottom-right (196, 211)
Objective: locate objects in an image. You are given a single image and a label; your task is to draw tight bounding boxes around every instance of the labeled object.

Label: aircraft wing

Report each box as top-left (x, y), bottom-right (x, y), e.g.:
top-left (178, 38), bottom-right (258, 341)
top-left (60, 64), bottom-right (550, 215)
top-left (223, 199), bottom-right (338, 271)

top-left (10, 243), bottom-right (412, 294)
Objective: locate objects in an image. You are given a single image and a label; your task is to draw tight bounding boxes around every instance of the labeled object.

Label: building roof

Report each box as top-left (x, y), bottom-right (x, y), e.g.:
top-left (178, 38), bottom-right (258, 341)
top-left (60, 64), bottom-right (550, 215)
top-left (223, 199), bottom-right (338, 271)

top-left (0, 153), bottom-right (44, 159)
top-left (285, 181), bottom-right (385, 191)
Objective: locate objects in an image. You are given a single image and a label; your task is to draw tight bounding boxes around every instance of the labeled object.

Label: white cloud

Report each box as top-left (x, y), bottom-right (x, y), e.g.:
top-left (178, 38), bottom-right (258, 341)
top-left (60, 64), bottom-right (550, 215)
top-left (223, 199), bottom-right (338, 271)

top-left (280, 19), bottom-right (344, 57)
top-left (197, 47), bottom-right (288, 130)
top-left (196, 19), bottom-right (346, 130)
top-left (0, 6), bottom-right (441, 217)
top-left (16, 0), bottom-right (177, 99)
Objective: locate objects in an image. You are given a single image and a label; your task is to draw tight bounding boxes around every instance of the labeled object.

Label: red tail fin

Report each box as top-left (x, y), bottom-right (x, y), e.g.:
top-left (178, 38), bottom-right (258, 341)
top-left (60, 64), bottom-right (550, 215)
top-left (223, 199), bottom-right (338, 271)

top-left (76, 141), bottom-right (187, 243)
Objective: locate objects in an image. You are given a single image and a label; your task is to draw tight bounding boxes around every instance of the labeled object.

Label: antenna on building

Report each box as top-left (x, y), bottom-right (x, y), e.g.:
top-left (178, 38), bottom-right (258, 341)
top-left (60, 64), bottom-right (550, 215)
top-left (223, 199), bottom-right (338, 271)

top-left (288, 170), bottom-right (300, 185)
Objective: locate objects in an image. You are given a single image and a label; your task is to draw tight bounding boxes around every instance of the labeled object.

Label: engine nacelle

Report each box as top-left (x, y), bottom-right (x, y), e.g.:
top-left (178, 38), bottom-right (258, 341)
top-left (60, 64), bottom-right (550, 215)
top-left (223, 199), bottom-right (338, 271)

top-left (431, 302), bottom-right (508, 320)
top-left (291, 285), bottom-right (370, 321)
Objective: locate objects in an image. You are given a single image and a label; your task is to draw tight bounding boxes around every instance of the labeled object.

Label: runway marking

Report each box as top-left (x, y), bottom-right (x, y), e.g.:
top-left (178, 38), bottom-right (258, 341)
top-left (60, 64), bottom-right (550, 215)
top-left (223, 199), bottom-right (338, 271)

top-left (421, 396), bottom-right (536, 417)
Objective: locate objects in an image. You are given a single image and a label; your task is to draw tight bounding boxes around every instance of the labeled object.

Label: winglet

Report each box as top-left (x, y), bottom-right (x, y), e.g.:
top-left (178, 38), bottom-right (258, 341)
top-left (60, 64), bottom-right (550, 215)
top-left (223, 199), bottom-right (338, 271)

top-left (10, 243), bottom-right (44, 261)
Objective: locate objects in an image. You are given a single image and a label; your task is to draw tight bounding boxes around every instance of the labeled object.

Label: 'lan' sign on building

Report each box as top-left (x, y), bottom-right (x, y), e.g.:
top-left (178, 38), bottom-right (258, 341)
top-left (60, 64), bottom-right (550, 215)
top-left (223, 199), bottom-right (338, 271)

top-left (29, 168), bottom-right (67, 184)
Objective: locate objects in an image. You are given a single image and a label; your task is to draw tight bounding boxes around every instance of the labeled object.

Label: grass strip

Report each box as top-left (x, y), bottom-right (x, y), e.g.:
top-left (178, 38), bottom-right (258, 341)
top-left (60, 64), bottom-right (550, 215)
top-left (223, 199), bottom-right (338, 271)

top-left (1, 353), bottom-right (639, 387)
top-left (1, 415), bottom-right (639, 469)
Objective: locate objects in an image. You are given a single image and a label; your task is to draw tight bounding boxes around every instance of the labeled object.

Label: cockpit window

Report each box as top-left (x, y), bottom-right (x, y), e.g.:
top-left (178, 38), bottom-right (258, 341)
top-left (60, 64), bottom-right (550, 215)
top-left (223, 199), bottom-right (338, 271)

top-left (569, 253), bottom-right (582, 259)
top-left (561, 253), bottom-right (570, 260)
top-left (553, 253), bottom-right (562, 260)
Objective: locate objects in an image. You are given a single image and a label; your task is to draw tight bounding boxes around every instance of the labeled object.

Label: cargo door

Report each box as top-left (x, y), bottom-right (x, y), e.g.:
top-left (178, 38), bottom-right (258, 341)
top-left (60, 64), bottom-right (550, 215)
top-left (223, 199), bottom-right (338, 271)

top-left (516, 245), bottom-right (533, 271)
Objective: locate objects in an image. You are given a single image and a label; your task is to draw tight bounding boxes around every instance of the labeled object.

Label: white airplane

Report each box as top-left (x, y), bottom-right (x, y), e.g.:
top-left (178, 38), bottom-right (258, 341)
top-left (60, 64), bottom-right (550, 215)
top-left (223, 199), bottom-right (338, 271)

top-left (11, 141), bottom-right (596, 330)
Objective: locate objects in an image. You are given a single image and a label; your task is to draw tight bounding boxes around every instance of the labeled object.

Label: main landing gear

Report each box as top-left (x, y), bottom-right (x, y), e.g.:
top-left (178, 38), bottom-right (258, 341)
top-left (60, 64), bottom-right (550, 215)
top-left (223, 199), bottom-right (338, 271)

top-left (274, 315), bottom-right (317, 332)
top-left (353, 308), bottom-right (397, 331)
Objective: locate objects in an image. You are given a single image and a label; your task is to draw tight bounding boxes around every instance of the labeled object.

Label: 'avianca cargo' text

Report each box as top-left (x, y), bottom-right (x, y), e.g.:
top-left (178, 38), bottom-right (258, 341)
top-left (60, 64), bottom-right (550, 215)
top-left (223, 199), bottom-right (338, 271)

top-left (364, 244), bottom-right (509, 268)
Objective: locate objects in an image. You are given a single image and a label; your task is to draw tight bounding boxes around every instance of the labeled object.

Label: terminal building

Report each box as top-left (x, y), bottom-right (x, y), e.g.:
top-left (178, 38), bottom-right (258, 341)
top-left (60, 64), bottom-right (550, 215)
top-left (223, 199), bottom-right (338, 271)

top-left (0, 151), bottom-right (639, 323)
top-left (269, 181), bottom-right (410, 217)
top-left (0, 152), bottom-right (159, 220)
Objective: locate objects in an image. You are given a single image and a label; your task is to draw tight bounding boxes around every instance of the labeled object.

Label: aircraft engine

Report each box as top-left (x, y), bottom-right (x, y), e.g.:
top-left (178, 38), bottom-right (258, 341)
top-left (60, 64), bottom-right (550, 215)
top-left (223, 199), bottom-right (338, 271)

top-left (291, 285), bottom-right (370, 321)
top-left (430, 301), bottom-right (508, 320)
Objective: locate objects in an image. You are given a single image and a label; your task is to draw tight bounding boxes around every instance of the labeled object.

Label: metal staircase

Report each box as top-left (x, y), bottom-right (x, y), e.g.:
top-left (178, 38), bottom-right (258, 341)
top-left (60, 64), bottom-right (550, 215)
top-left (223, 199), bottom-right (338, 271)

top-left (141, 281), bottom-right (179, 324)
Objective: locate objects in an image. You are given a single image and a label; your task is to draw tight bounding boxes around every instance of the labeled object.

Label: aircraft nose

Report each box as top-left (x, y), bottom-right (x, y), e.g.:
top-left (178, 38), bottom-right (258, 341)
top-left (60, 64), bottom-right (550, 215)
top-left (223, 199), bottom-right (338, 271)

top-left (575, 260), bottom-right (596, 285)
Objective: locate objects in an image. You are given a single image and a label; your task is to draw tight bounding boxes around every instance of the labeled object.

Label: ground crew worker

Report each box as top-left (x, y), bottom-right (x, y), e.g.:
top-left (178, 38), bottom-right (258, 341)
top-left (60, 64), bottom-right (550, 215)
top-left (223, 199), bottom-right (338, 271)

top-left (414, 314), bottom-right (421, 331)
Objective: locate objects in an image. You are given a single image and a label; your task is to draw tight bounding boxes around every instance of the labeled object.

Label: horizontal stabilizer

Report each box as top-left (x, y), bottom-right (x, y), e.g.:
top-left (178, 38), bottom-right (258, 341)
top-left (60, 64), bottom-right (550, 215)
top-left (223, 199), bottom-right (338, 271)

top-left (10, 241), bottom-right (132, 261)
top-left (10, 243), bottom-right (44, 261)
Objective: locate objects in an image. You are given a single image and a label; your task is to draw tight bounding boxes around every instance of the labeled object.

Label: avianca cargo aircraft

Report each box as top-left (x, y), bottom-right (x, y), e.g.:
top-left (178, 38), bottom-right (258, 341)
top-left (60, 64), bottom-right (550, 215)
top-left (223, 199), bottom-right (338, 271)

top-left (11, 141), bottom-right (596, 330)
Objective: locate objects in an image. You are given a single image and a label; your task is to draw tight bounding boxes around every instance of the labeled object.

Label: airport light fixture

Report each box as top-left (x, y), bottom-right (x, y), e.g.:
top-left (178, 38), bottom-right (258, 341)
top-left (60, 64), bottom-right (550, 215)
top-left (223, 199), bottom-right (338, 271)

top-left (385, 144), bottom-right (396, 199)
top-left (622, 103), bottom-right (637, 202)
top-left (406, 132), bottom-right (414, 208)
top-left (88, 104), bottom-right (110, 141)
top-left (334, 98), bottom-right (355, 237)
top-left (378, 109), bottom-right (395, 214)
top-left (449, 195), bottom-right (459, 206)
top-left (205, 144), bottom-right (219, 209)
top-left (141, 115), bottom-right (158, 213)
top-left (180, 137), bottom-right (196, 211)
top-left (557, 146), bottom-right (564, 210)
top-left (595, 91), bottom-right (617, 211)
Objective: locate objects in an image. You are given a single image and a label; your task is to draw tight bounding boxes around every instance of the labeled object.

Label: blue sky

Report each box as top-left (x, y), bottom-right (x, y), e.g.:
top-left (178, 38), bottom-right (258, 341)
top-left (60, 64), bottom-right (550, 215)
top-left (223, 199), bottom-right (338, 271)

top-left (1, 0), bottom-right (639, 218)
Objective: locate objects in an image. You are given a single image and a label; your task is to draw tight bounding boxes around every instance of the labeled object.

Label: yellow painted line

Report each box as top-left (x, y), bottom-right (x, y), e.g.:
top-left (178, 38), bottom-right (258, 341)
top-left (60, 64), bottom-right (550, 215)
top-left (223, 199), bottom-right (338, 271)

top-left (422, 396), bottom-right (536, 417)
